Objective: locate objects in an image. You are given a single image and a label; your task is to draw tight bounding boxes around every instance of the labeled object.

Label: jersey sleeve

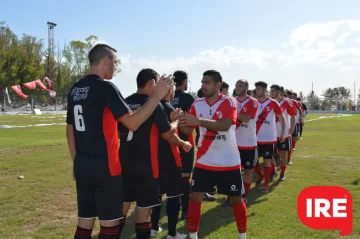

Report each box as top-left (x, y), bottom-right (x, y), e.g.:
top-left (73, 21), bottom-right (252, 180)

top-left (189, 103), bottom-right (197, 117)
top-left (222, 98), bottom-right (237, 124)
top-left (274, 101), bottom-right (283, 115)
top-left (287, 101), bottom-right (297, 116)
top-left (66, 91), bottom-right (74, 125)
top-left (104, 82), bottom-right (131, 120)
top-left (247, 99), bottom-right (258, 119)
top-left (152, 104), bottom-right (172, 133)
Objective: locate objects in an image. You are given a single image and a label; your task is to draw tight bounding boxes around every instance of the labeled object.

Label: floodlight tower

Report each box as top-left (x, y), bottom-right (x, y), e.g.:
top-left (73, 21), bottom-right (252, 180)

top-left (47, 22), bottom-right (57, 83)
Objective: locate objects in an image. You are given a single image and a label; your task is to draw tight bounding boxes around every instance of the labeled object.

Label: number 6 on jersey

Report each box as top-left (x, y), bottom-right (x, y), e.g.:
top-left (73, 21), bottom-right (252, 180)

top-left (74, 105), bottom-right (86, 131)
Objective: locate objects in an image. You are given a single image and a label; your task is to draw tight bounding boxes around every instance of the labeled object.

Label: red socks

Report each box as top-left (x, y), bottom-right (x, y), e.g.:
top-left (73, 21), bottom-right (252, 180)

top-left (253, 163), bottom-right (263, 178)
top-left (232, 200), bottom-right (247, 233)
top-left (264, 166), bottom-right (272, 188)
top-left (280, 165), bottom-right (286, 175)
top-left (292, 139), bottom-right (296, 149)
top-left (187, 201), bottom-right (202, 233)
top-left (74, 226), bottom-right (92, 239)
top-left (243, 182), bottom-right (251, 197)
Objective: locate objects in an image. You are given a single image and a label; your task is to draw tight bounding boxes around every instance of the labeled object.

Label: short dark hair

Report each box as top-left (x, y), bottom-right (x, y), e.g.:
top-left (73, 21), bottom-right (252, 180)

top-left (284, 93), bottom-right (288, 97)
top-left (297, 97), bottom-right (301, 101)
top-left (203, 70), bottom-right (222, 84)
top-left (280, 86), bottom-right (284, 92)
top-left (136, 68), bottom-right (159, 88)
top-left (255, 81), bottom-right (267, 89)
top-left (233, 89), bottom-right (238, 97)
top-left (292, 92), bottom-right (298, 97)
top-left (270, 84), bottom-right (281, 91)
top-left (220, 81), bottom-right (229, 91)
top-left (88, 44), bottom-right (117, 65)
top-left (237, 79), bottom-right (249, 88)
top-left (246, 90), bottom-right (252, 95)
top-left (197, 88), bottom-right (204, 98)
top-left (173, 70), bottom-right (188, 87)
top-left (286, 90), bottom-right (292, 96)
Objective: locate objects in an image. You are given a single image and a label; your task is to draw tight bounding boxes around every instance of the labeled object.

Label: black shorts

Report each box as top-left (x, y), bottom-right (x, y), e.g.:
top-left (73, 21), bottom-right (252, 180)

top-left (191, 167), bottom-right (243, 196)
top-left (159, 166), bottom-right (183, 198)
top-left (180, 147), bottom-right (195, 174)
top-left (292, 124), bottom-right (300, 137)
top-left (277, 138), bottom-right (291, 151)
top-left (239, 149), bottom-right (258, 170)
top-left (122, 164), bottom-right (160, 208)
top-left (257, 144), bottom-right (275, 159)
top-left (76, 175), bottom-right (123, 221)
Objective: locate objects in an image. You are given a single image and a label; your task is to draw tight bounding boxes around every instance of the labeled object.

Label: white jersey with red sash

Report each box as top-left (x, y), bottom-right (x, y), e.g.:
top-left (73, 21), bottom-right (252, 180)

top-left (256, 97), bottom-right (283, 144)
top-left (189, 95), bottom-right (240, 171)
top-left (235, 96), bottom-right (259, 150)
top-left (276, 98), bottom-right (296, 139)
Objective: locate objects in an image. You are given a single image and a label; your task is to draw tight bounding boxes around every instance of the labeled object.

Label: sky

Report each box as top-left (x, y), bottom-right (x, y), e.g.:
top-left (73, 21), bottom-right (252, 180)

top-left (1, 0), bottom-right (360, 99)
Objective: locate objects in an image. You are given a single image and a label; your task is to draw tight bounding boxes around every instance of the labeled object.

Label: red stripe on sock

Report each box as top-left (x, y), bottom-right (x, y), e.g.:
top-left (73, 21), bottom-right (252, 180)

top-left (232, 200), bottom-right (247, 233)
top-left (187, 201), bottom-right (202, 233)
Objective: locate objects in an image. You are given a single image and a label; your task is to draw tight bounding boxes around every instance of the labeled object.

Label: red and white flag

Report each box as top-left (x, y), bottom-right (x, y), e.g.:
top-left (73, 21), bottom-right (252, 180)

top-left (35, 79), bottom-right (53, 92)
top-left (11, 85), bottom-right (28, 99)
top-left (23, 81), bottom-right (37, 89)
top-left (44, 77), bottom-right (53, 90)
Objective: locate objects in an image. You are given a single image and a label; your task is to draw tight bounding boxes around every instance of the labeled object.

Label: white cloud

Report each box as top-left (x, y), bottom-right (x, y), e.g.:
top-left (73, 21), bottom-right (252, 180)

top-left (113, 19), bottom-right (360, 98)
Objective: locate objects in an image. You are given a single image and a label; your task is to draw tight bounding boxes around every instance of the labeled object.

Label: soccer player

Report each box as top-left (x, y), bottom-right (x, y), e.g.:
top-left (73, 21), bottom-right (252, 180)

top-left (66, 44), bottom-right (172, 239)
top-left (270, 85), bottom-right (296, 181)
top-left (255, 81), bottom-right (285, 193)
top-left (118, 68), bottom-right (192, 239)
top-left (150, 85), bottom-right (189, 239)
top-left (220, 81), bottom-right (229, 95)
top-left (290, 92), bottom-right (303, 152)
top-left (171, 70), bottom-right (196, 219)
top-left (235, 79), bottom-right (259, 201)
top-left (180, 70), bottom-right (247, 239)
top-left (297, 97), bottom-right (308, 139)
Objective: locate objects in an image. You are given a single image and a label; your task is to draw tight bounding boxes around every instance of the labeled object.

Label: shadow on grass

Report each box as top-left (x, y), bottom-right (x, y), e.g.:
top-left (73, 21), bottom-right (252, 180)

top-left (352, 179), bottom-right (360, 185)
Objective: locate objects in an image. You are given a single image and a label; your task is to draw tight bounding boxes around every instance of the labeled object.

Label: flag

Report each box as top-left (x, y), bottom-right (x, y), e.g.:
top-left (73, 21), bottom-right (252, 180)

top-left (35, 79), bottom-right (53, 92)
top-left (3, 87), bottom-right (12, 104)
top-left (11, 85), bottom-right (28, 99)
top-left (44, 77), bottom-right (53, 90)
top-left (23, 81), bottom-right (37, 89)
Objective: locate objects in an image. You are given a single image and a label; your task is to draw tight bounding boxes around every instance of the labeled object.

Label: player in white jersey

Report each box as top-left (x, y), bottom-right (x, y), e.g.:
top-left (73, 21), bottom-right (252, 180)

top-left (270, 85), bottom-right (296, 181)
top-left (235, 79), bottom-right (259, 200)
top-left (179, 70), bottom-right (247, 239)
top-left (254, 81), bottom-right (286, 193)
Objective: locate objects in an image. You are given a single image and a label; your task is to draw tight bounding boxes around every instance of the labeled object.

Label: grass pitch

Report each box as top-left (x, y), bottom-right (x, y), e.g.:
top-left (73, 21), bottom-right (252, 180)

top-left (0, 113), bottom-right (359, 239)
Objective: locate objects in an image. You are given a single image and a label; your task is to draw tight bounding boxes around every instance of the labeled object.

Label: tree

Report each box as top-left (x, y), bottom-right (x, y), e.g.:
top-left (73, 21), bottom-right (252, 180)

top-left (299, 91), bottom-right (304, 99)
top-left (322, 87), bottom-right (350, 110)
top-left (306, 90), bottom-right (321, 110)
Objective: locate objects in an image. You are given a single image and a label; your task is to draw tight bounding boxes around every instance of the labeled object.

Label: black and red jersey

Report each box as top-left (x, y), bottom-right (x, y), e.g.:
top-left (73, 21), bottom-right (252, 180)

top-left (171, 90), bottom-right (195, 145)
top-left (119, 93), bottom-right (171, 178)
top-left (66, 74), bottom-right (130, 178)
top-left (158, 100), bottom-right (182, 168)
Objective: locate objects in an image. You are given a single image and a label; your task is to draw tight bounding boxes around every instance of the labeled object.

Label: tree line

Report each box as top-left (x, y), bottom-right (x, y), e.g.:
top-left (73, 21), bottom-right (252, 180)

top-left (0, 21), bottom-right (359, 109)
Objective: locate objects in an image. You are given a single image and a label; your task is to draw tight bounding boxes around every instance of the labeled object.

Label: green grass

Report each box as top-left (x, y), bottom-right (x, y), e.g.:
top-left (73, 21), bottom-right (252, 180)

top-left (0, 113), bottom-right (359, 239)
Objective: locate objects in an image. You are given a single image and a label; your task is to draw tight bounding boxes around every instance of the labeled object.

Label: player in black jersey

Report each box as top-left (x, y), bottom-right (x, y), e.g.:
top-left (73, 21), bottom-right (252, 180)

top-left (150, 86), bottom-right (189, 239)
top-left (171, 70), bottom-right (195, 220)
top-left (118, 68), bottom-right (192, 239)
top-left (66, 44), bottom-right (173, 239)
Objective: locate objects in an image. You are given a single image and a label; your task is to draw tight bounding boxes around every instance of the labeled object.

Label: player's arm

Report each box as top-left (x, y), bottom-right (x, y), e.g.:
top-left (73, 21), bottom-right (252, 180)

top-left (154, 105), bottom-right (191, 150)
top-left (237, 100), bottom-right (258, 123)
top-left (178, 126), bottom-right (194, 136)
top-left (274, 101), bottom-right (285, 140)
top-left (66, 125), bottom-right (76, 161)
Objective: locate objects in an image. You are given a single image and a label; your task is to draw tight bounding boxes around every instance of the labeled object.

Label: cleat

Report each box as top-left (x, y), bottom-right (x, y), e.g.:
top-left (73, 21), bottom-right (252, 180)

top-left (167, 232), bottom-right (187, 239)
top-left (261, 187), bottom-right (269, 194)
top-left (300, 137), bottom-right (303, 140)
top-left (287, 160), bottom-right (292, 165)
top-left (203, 193), bottom-right (216, 202)
top-left (279, 174), bottom-right (285, 181)
top-left (270, 172), bottom-right (278, 181)
top-left (292, 148), bottom-right (296, 151)
top-left (151, 227), bottom-right (163, 237)
top-left (255, 175), bottom-right (264, 186)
